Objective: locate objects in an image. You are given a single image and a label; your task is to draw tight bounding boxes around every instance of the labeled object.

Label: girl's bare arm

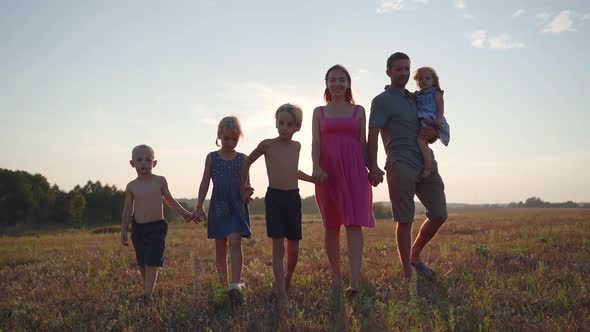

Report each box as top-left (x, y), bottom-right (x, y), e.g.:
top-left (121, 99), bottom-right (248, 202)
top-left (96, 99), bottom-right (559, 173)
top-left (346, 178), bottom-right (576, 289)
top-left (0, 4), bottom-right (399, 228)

top-left (358, 106), bottom-right (368, 164)
top-left (194, 154), bottom-right (212, 212)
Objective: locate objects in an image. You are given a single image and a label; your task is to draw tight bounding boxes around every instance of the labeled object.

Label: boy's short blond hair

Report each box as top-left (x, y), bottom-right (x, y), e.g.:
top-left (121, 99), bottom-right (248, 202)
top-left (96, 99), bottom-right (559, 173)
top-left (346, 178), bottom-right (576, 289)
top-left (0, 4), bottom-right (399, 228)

top-left (275, 103), bottom-right (303, 128)
top-left (132, 144), bottom-right (155, 158)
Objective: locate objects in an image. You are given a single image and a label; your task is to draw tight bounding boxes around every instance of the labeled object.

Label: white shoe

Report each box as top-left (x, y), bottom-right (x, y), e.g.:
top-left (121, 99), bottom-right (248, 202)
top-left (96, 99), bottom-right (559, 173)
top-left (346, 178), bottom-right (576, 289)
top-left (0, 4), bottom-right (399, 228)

top-left (229, 282), bottom-right (245, 291)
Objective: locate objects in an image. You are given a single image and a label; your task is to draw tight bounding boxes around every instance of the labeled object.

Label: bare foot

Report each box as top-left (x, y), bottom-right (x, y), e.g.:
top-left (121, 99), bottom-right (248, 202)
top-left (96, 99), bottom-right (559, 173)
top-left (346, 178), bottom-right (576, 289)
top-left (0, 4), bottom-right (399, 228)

top-left (277, 292), bottom-right (290, 320)
top-left (403, 269), bottom-right (413, 280)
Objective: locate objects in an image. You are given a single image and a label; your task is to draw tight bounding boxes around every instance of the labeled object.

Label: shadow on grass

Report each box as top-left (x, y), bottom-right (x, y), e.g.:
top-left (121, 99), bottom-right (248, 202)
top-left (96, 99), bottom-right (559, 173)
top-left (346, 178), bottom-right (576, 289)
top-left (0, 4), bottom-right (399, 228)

top-left (328, 292), bottom-right (347, 332)
top-left (416, 274), bottom-right (450, 319)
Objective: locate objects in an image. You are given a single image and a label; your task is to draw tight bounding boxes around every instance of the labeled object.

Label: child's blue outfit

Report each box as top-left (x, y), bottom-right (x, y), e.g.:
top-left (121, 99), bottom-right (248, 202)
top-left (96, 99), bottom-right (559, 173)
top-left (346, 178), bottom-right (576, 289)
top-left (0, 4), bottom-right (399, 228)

top-left (416, 87), bottom-right (450, 146)
top-left (207, 151), bottom-right (251, 239)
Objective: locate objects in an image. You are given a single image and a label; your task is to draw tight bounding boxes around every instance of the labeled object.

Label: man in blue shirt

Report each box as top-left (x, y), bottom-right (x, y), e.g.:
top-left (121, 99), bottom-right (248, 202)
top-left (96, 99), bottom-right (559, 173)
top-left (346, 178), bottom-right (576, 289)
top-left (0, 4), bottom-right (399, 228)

top-left (367, 52), bottom-right (448, 280)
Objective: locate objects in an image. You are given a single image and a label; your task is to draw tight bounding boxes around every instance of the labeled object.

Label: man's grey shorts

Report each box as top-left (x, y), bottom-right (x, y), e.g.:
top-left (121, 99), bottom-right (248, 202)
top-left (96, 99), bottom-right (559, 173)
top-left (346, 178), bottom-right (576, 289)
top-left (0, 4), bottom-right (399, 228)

top-left (385, 160), bottom-right (447, 223)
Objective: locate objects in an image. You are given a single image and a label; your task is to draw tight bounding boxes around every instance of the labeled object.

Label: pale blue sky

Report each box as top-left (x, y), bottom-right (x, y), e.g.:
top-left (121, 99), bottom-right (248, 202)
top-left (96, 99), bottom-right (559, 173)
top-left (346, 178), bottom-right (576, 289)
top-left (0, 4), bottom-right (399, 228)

top-left (1, 0), bottom-right (589, 203)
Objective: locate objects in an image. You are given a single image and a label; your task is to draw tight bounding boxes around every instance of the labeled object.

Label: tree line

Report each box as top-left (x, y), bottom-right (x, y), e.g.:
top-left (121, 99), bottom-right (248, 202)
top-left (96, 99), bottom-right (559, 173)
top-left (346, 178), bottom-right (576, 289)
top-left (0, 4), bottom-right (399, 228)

top-left (507, 196), bottom-right (589, 208)
top-left (0, 168), bottom-right (394, 229)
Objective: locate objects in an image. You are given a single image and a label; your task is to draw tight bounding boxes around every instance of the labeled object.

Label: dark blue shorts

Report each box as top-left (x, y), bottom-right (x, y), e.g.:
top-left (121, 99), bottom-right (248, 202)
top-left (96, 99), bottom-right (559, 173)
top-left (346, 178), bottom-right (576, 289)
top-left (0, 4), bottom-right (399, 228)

top-left (264, 188), bottom-right (302, 240)
top-left (131, 219), bottom-right (168, 267)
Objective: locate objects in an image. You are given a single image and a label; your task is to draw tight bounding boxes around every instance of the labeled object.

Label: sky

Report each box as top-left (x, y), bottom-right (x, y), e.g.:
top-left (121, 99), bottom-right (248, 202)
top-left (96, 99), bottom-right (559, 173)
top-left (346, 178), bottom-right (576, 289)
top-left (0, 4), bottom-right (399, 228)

top-left (1, 0), bottom-right (589, 204)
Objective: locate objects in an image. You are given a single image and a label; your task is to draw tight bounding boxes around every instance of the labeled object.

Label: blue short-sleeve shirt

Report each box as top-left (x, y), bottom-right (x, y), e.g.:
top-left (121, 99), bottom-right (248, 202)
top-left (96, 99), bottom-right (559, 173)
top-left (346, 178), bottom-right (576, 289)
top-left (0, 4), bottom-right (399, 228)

top-left (369, 87), bottom-right (436, 170)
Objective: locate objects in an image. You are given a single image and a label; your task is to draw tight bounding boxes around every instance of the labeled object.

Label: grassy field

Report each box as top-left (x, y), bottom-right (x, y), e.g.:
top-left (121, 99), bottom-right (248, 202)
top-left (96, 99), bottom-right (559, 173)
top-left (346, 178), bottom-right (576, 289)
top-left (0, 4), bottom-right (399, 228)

top-left (1, 208), bottom-right (589, 331)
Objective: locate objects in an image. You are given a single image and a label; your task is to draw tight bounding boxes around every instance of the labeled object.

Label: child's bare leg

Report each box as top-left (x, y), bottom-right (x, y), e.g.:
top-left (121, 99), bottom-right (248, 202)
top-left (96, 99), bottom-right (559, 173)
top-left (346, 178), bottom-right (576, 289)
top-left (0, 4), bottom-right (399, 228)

top-left (324, 227), bottom-right (342, 290)
top-left (272, 238), bottom-right (287, 299)
top-left (284, 240), bottom-right (299, 292)
top-left (215, 239), bottom-right (229, 285)
top-left (139, 266), bottom-right (146, 281)
top-left (228, 233), bottom-right (243, 284)
top-left (346, 226), bottom-right (363, 290)
top-left (396, 223), bottom-right (413, 280)
top-left (144, 265), bottom-right (159, 298)
top-left (418, 138), bottom-right (433, 177)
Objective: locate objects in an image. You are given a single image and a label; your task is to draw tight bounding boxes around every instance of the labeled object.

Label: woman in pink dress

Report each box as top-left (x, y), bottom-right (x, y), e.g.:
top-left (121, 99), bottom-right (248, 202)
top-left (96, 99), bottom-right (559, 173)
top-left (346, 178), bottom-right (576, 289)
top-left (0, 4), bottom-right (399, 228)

top-left (312, 64), bottom-right (376, 296)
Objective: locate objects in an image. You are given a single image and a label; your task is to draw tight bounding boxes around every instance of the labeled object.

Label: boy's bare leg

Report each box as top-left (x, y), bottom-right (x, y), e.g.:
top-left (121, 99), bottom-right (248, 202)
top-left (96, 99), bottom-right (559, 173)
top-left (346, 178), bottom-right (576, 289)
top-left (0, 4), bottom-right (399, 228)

top-left (228, 233), bottom-right (243, 284)
top-left (346, 226), bottom-right (363, 290)
top-left (324, 227), bottom-right (342, 290)
top-left (411, 217), bottom-right (446, 264)
top-left (418, 138), bottom-right (433, 177)
top-left (215, 239), bottom-right (229, 285)
top-left (284, 239), bottom-right (299, 292)
top-left (144, 265), bottom-right (159, 298)
top-left (396, 223), bottom-right (413, 280)
top-left (272, 238), bottom-right (287, 300)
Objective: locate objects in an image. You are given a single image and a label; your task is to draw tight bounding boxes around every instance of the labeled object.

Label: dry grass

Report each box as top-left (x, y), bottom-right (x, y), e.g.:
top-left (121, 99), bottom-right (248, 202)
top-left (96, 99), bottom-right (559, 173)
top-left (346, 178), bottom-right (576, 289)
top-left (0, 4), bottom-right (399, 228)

top-left (1, 208), bottom-right (589, 331)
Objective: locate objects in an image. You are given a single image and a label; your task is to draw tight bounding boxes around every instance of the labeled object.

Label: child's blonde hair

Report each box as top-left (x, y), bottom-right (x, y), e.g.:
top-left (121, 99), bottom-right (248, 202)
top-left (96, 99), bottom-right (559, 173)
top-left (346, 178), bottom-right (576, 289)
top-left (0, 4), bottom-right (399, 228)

top-left (413, 67), bottom-right (441, 90)
top-left (132, 144), bottom-right (155, 158)
top-left (275, 103), bottom-right (303, 129)
top-left (216, 116), bottom-right (243, 147)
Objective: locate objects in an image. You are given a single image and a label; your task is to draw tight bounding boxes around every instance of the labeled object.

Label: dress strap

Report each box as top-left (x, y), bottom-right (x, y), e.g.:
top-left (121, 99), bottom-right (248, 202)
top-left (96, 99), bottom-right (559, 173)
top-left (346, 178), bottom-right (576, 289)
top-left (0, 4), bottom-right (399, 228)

top-left (319, 106), bottom-right (325, 118)
top-left (352, 105), bottom-right (359, 118)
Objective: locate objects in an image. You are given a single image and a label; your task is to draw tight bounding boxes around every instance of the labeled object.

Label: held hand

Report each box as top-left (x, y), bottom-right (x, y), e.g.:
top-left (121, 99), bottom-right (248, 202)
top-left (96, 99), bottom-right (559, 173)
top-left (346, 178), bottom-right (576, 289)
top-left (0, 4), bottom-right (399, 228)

top-left (241, 186), bottom-right (252, 204)
top-left (121, 228), bottom-right (129, 246)
top-left (245, 186), bottom-right (254, 202)
top-left (368, 168), bottom-right (385, 187)
top-left (182, 211), bottom-right (194, 223)
top-left (312, 168), bottom-right (328, 184)
top-left (192, 207), bottom-right (206, 223)
top-left (419, 126), bottom-right (438, 144)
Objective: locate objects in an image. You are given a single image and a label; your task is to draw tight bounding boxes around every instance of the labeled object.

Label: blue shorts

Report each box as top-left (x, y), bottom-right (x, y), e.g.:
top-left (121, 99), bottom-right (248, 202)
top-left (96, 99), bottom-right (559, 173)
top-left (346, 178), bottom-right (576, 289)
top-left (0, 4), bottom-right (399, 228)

top-left (131, 219), bottom-right (168, 267)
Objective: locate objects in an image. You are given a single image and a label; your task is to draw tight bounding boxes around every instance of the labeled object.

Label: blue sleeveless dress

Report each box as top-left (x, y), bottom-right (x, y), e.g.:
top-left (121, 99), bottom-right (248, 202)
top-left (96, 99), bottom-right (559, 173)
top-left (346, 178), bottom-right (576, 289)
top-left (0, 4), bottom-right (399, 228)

top-left (416, 87), bottom-right (450, 146)
top-left (207, 152), bottom-right (251, 239)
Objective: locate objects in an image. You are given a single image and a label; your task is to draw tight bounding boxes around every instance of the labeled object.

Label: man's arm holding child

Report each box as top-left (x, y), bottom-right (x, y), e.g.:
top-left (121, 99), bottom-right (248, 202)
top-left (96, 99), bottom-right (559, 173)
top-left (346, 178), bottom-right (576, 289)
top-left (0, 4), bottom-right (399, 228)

top-left (241, 140), bottom-right (269, 203)
top-left (161, 176), bottom-right (193, 222)
top-left (121, 184), bottom-right (134, 246)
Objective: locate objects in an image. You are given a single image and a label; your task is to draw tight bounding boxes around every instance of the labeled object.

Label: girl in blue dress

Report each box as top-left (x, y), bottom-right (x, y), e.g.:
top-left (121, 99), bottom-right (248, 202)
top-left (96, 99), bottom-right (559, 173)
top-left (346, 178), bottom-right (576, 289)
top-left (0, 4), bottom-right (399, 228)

top-left (193, 116), bottom-right (253, 293)
top-left (414, 67), bottom-right (450, 178)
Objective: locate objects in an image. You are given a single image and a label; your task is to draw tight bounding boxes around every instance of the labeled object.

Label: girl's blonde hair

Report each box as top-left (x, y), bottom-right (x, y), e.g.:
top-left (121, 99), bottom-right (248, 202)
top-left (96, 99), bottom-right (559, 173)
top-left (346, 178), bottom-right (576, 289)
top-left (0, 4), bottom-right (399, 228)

top-left (413, 67), bottom-right (441, 90)
top-left (216, 116), bottom-right (243, 147)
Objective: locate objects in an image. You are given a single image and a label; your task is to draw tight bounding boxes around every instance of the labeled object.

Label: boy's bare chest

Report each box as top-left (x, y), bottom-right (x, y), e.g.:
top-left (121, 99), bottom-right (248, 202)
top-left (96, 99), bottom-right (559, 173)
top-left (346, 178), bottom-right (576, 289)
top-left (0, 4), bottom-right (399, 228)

top-left (265, 144), bottom-right (299, 168)
top-left (131, 181), bottom-right (162, 200)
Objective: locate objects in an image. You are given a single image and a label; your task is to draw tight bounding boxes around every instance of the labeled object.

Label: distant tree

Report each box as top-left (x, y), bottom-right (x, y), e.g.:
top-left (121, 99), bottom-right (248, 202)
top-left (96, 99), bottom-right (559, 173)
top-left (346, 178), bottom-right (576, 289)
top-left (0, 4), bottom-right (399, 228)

top-left (301, 196), bottom-right (320, 215)
top-left (555, 201), bottom-right (579, 208)
top-left (78, 180), bottom-right (124, 224)
top-left (0, 169), bottom-right (58, 225)
top-left (524, 197), bottom-right (548, 207)
top-left (68, 192), bottom-right (86, 226)
top-left (373, 203), bottom-right (392, 219)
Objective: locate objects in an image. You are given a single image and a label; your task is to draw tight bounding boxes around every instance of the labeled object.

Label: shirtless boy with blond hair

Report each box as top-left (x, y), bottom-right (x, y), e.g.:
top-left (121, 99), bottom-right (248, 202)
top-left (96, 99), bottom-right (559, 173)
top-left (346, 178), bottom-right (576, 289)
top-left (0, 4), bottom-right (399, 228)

top-left (240, 103), bottom-right (316, 305)
top-left (121, 144), bottom-right (193, 304)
